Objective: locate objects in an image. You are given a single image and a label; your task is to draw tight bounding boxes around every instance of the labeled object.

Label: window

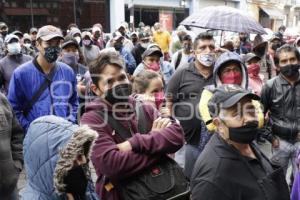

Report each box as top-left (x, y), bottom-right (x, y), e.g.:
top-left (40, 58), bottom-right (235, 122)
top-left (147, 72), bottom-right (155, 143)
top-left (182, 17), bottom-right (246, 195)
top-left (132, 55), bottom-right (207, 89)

top-left (11, 2), bottom-right (17, 7)
top-left (53, 17), bottom-right (59, 23)
top-left (32, 3), bottom-right (38, 8)
top-left (53, 2), bottom-right (58, 8)
top-left (47, 17), bottom-right (52, 23)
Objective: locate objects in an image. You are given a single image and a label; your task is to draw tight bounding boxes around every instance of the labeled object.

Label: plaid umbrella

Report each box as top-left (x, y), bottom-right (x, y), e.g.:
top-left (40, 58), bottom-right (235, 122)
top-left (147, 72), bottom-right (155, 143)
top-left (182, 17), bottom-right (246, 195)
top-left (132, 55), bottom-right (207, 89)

top-left (180, 6), bottom-right (266, 34)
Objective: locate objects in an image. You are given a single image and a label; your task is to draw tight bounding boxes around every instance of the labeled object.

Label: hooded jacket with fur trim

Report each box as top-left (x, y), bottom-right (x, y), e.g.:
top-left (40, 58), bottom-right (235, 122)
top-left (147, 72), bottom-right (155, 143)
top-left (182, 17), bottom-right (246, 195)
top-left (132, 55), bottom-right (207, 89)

top-left (21, 115), bottom-right (99, 200)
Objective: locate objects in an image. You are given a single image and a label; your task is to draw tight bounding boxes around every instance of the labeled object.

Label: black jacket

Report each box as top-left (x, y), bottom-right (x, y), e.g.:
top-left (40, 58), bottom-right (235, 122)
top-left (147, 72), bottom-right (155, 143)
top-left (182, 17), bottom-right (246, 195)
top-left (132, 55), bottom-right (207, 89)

top-left (0, 92), bottom-right (24, 197)
top-left (261, 74), bottom-right (300, 141)
top-left (191, 134), bottom-right (289, 200)
top-left (131, 43), bottom-right (146, 66)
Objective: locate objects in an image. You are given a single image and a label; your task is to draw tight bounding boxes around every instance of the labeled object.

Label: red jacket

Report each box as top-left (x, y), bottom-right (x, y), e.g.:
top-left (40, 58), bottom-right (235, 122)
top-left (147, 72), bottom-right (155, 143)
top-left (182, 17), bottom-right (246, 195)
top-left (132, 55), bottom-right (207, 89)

top-left (80, 97), bottom-right (184, 200)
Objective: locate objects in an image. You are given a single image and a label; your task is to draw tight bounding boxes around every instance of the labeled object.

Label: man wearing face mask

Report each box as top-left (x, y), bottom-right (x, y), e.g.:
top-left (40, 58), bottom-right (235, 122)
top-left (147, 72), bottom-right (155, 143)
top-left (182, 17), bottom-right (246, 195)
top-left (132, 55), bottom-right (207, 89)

top-left (21, 34), bottom-right (36, 58)
top-left (261, 44), bottom-right (300, 182)
top-left (191, 84), bottom-right (290, 200)
top-left (112, 31), bottom-right (136, 75)
top-left (68, 27), bottom-right (82, 46)
top-left (59, 36), bottom-right (88, 117)
top-left (81, 31), bottom-right (100, 66)
top-left (171, 34), bottom-right (194, 70)
top-left (133, 44), bottom-right (175, 85)
top-left (244, 53), bottom-right (264, 96)
top-left (80, 51), bottom-right (184, 200)
top-left (8, 25), bottom-right (78, 131)
top-left (131, 31), bottom-right (151, 66)
top-left (166, 32), bottom-right (216, 179)
top-left (92, 25), bottom-right (105, 50)
top-left (0, 22), bottom-right (9, 59)
top-left (238, 32), bottom-right (251, 54)
top-left (267, 36), bottom-right (282, 77)
top-left (0, 34), bottom-right (32, 95)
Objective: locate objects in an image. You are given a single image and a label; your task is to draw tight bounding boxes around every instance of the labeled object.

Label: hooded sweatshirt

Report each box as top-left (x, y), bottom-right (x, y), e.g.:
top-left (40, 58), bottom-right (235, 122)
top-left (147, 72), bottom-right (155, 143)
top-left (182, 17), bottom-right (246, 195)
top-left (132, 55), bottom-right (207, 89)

top-left (80, 97), bottom-right (184, 200)
top-left (199, 52), bottom-right (264, 131)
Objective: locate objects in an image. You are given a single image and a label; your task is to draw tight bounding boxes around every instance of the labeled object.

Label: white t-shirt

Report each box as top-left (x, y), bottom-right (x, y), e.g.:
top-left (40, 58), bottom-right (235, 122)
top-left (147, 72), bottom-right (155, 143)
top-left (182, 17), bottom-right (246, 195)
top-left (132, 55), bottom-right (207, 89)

top-left (171, 50), bottom-right (192, 69)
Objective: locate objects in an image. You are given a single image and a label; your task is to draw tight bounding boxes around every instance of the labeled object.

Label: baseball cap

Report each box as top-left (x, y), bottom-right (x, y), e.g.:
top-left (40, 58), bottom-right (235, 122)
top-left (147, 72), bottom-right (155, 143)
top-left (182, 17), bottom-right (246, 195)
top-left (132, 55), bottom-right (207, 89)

top-left (12, 30), bottom-right (23, 38)
top-left (208, 84), bottom-right (260, 116)
top-left (30, 27), bottom-right (38, 34)
top-left (37, 25), bottom-right (63, 41)
top-left (81, 31), bottom-right (92, 40)
top-left (269, 36), bottom-right (281, 42)
top-left (142, 45), bottom-right (163, 59)
top-left (92, 26), bottom-right (101, 33)
top-left (112, 31), bottom-right (124, 41)
top-left (62, 35), bottom-right (79, 49)
top-left (138, 32), bottom-right (150, 40)
top-left (68, 27), bottom-right (81, 37)
top-left (0, 22), bottom-right (8, 30)
top-left (243, 53), bottom-right (261, 63)
top-left (4, 34), bottom-right (19, 44)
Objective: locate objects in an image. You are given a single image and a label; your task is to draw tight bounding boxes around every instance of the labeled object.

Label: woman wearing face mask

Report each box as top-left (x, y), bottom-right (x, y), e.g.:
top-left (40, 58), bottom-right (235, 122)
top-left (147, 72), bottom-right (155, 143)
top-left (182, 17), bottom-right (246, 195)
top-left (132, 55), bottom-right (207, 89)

top-left (21, 115), bottom-right (100, 200)
top-left (0, 34), bottom-right (32, 94)
top-left (244, 53), bottom-right (264, 96)
top-left (80, 31), bottom-right (100, 66)
top-left (133, 70), bottom-right (170, 116)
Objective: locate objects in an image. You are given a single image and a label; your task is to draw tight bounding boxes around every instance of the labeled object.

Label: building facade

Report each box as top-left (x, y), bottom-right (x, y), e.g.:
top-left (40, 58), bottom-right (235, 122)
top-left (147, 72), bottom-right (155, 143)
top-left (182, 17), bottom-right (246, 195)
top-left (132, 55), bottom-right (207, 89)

top-left (0, 0), bottom-right (108, 33)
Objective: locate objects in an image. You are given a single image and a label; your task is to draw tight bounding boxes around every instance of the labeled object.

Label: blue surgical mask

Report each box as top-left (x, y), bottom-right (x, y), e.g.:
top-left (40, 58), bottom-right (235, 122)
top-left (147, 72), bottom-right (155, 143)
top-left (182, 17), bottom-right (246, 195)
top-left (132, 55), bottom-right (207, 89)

top-left (7, 42), bottom-right (21, 55)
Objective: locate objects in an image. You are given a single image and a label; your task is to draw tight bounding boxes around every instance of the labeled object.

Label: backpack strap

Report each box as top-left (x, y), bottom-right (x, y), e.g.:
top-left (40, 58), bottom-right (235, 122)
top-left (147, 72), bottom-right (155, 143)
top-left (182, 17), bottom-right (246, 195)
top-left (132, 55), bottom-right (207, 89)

top-left (96, 101), bottom-right (151, 141)
top-left (175, 51), bottom-right (182, 69)
top-left (23, 66), bottom-right (57, 116)
top-left (135, 101), bottom-right (151, 134)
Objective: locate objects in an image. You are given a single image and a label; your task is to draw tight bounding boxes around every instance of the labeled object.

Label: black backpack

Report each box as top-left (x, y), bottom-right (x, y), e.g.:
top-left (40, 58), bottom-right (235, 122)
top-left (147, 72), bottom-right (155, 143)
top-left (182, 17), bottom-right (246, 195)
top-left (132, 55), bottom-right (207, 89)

top-left (97, 101), bottom-right (190, 200)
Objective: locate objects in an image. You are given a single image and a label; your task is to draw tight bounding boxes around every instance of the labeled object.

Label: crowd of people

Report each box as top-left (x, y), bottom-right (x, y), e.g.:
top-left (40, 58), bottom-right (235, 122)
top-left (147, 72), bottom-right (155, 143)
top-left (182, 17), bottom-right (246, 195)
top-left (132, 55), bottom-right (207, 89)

top-left (0, 18), bottom-right (300, 200)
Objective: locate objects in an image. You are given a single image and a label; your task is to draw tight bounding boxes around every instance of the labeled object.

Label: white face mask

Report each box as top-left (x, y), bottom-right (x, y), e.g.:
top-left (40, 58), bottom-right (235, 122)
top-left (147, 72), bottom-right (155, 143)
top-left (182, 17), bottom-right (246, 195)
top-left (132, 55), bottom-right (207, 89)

top-left (141, 42), bottom-right (149, 49)
top-left (75, 36), bottom-right (81, 44)
top-left (24, 43), bottom-right (31, 49)
top-left (7, 42), bottom-right (21, 55)
top-left (197, 54), bottom-right (215, 67)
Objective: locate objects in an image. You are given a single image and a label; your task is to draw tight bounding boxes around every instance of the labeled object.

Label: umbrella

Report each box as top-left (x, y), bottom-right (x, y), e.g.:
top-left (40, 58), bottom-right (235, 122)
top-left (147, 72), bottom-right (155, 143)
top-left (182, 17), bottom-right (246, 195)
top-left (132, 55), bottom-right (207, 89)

top-left (180, 6), bottom-right (266, 35)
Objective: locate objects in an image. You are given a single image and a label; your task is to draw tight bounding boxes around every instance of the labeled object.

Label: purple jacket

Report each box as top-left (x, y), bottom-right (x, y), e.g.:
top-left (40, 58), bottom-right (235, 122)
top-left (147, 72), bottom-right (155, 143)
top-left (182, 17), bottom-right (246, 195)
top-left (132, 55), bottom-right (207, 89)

top-left (80, 97), bottom-right (184, 200)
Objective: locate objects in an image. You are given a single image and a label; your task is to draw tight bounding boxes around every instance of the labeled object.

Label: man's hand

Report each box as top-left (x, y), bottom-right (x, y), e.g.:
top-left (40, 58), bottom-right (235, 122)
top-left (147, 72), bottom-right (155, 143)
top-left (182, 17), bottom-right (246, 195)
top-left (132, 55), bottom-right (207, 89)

top-left (151, 117), bottom-right (172, 131)
top-left (272, 137), bottom-right (280, 149)
top-left (117, 141), bottom-right (132, 152)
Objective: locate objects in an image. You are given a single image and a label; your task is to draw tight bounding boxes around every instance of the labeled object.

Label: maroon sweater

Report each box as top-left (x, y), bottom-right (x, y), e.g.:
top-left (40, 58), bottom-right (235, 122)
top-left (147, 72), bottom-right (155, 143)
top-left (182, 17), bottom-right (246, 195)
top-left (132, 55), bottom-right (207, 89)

top-left (80, 97), bottom-right (184, 200)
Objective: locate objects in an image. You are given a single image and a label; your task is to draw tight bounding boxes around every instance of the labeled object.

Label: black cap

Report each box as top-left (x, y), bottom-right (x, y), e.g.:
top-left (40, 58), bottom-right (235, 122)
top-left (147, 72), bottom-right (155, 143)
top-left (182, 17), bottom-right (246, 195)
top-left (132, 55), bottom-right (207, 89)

top-left (142, 46), bottom-right (163, 59)
top-left (243, 53), bottom-right (261, 63)
top-left (138, 32), bottom-right (150, 40)
top-left (208, 84), bottom-right (260, 116)
top-left (62, 35), bottom-right (79, 49)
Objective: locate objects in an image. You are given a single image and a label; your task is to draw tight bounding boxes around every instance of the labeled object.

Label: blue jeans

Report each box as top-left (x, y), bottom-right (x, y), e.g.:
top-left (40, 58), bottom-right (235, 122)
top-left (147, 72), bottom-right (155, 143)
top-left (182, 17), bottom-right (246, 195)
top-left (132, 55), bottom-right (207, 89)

top-left (184, 128), bottom-right (212, 179)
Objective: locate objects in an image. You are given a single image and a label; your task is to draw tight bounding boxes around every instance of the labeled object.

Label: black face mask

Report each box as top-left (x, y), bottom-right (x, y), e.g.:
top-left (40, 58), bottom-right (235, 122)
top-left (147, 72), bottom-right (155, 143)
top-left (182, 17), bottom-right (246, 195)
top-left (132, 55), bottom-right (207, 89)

top-left (227, 121), bottom-right (259, 144)
top-left (105, 83), bottom-right (132, 105)
top-left (1, 31), bottom-right (7, 38)
top-left (183, 43), bottom-right (192, 52)
top-left (114, 43), bottom-right (123, 51)
top-left (63, 164), bottom-right (88, 197)
top-left (280, 64), bottom-right (300, 78)
top-left (271, 43), bottom-right (281, 51)
top-left (44, 46), bottom-right (61, 63)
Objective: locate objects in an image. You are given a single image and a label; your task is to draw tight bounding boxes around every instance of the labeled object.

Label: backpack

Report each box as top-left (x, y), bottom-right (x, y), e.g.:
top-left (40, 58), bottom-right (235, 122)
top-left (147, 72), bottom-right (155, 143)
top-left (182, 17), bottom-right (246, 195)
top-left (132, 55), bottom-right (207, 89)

top-left (97, 101), bottom-right (190, 200)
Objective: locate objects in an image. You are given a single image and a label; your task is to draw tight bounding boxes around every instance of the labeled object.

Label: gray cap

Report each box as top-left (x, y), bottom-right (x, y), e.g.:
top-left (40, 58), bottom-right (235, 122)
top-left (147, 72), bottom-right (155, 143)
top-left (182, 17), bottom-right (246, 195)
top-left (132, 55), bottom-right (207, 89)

top-left (37, 25), bottom-right (63, 41)
top-left (81, 31), bottom-right (92, 40)
top-left (243, 53), bottom-right (261, 63)
top-left (69, 27), bottom-right (81, 37)
top-left (30, 27), bottom-right (38, 34)
top-left (4, 34), bottom-right (19, 44)
top-left (62, 36), bottom-right (79, 49)
top-left (142, 45), bottom-right (163, 59)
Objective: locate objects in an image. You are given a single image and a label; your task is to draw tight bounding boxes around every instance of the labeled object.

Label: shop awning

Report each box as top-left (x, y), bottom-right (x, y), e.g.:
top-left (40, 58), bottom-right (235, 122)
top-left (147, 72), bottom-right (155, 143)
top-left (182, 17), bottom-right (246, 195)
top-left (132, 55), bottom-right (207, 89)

top-left (260, 7), bottom-right (285, 20)
top-left (4, 8), bottom-right (50, 16)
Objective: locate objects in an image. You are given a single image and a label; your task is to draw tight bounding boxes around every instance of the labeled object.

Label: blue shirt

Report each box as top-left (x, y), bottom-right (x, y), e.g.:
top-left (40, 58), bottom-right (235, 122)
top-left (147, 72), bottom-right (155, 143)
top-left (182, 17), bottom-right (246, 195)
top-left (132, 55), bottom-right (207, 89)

top-left (8, 58), bottom-right (78, 131)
